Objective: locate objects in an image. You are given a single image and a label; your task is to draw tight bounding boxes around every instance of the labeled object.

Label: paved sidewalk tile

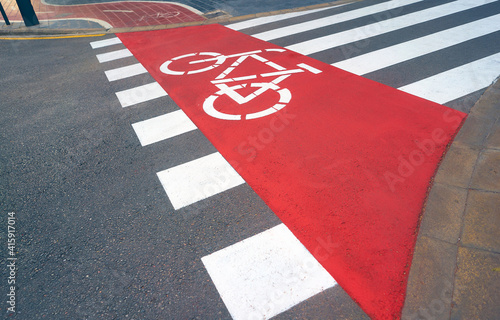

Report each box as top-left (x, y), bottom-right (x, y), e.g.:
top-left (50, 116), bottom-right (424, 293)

top-left (469, 83), bottom-right (500, 120)
top-left (454, 114), bottom-right (497, 148)
top-left (461, 190), bottom-right (500, 252)
top-left (434, 145), bottom-right (480, 188)
top-left (419, 183), bottom-right (467, 244)
top-left (450, 247), bottom-right (500, 320)
top-left (485, 119), bottom-right (500, 150)
top-left (402, 236), bottom-right (456, 320)
top-left (470, 150), bottom-right (500, 192)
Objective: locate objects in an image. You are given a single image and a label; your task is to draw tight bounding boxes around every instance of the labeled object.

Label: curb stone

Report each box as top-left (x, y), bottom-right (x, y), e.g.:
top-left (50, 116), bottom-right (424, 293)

top-left (403, 78), bottom-right (500, 320)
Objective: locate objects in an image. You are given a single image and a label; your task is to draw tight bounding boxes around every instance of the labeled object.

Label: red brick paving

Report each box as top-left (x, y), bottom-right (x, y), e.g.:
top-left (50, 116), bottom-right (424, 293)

top-left (0, 0), bottom-right (205, 28)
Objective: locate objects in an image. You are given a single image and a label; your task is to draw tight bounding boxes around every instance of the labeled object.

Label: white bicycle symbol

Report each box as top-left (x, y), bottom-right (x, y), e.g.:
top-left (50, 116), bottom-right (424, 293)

top-left (159, 49), bottom-right (322, 120)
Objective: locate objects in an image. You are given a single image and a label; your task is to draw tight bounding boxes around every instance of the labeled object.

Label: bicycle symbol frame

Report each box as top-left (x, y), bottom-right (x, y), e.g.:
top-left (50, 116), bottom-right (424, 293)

top-left (160, 48), bottom-right (322, 120)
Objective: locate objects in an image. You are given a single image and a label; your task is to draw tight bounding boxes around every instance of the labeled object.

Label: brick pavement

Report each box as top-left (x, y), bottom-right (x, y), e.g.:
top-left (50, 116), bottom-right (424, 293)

top-left (0, 0), bottom-right (204, 28)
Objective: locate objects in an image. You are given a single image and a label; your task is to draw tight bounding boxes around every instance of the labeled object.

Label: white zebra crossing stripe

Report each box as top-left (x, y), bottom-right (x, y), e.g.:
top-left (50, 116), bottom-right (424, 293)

top-left (96, 48), bottom-right (133, 63)
top-left (226, 6), bottom-right (337, 31)
top-left (252, 0), bottom-right (424, 41)
top-left (156, 152), bottom-right (245, 210)
top-left (131, 110), bottom-right (197, 146)
top-left (399, 52), bottom-right (500, 104)
top-left (115, 82), bottom-right (167, 108)
top-left (286, 0), bottom-right (497, 56)
top-left (201, 223), bottom-right (337, 320)
top-left (105, 63), bottom-right (148, 82)
top-left (90, 37), bottom-right (122, 49)
top-left (333, 14), bottom-right (500, 75)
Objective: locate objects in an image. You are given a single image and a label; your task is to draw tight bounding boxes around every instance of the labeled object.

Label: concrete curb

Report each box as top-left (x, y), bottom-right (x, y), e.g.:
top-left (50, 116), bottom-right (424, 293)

top-left (402, 77), bottom-right (500, 320)
top-left (0, 0), bottom-right (358, 36)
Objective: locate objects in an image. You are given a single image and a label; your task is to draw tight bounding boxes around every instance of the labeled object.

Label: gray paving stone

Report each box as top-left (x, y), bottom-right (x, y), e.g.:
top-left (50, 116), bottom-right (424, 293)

top-left (420, 183), bottom-right (467, 244)
top-left (461, 190), bottom-right (500, 252)
top-left (402, 236), bottom-right (456, 320)
top-left (454, 114), bottom-right (496, 148)
top-left (485, 119), bottom-right (500, 150)
top-left (469, 82), bottom-right (500, 122)
top-left (470, 149), bottom-right (500, 192)
top-left (434, 145), bottom-right (481, 188)
top-left (450, 247), bottom-right (500, 320)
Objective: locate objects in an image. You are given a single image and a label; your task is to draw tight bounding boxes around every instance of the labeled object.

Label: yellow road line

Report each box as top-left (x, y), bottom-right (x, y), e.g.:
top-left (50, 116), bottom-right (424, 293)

top-left (0, 34), bottom-right (106, 40)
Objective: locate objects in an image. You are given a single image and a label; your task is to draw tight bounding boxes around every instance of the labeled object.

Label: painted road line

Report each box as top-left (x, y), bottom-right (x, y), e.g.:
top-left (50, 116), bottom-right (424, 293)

top-left (115, 82), bottom-right (167, 108)
top-left (156, 152), bottom-right (245, 210)
top-left (0, 34), bottom-right (106, 41)
top-left (102, 10), bottom-right (134, 13)
top-left (226, 6), bottom-right (336, 31)
top-left (399, 52), bottom-right (500, 104)
top-left (202, 223), bottom-right (336, 320)
top-left (333, 14), bottom-right (500, 75)
top-left (131, 110), bottom-right (197, 146)
top-left (117, 25), bottom-right (467, 319)
top-left (286, 0), bottom-right (497, 56)
top-left (96, 48), bottom-right (132, 63)
top-left (252, 0), bottom-right (423, 41)
top-left (90, 37), bottom-right (122, 49)
top-left (105, 63), bottom-right (148, 82)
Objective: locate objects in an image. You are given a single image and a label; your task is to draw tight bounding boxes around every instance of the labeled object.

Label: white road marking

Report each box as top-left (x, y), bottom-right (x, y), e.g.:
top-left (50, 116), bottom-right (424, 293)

top-left (115, 82), bottom-right (167, 108)
top-left (286, 0), bottom-right (497, 56)
top-left (102, 10), bottom-right (134, 13)
top-left (226, 6), bottom-right (336, 31)
top-left (96, 48), bottom-right (132, 63)
top-left (333, 14), bottom-right (500, 75)
top-left (105, 63), bottom-right (148, 81)
top-left (297, 63), bottom-right (322, 74)
top-left (252, 0), bottom-right (423, 41)
top-left (90, 37), bottom-right (122, 49)
top-left (131, 110), bottom-right (197, 146)
top-left (211, 75), bottom-right (258, 84)
top-left (399, 52), bottom-right (500, 104)
top-left (202, 223), bottom-right (337, 320)
top-left (156, 152), bottom-right (245, 210)
top-left (261, 69), bottom-right (304, 77)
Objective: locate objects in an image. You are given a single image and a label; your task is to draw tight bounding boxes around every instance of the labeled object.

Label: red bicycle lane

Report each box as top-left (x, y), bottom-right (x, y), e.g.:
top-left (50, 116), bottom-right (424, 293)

top-left (117, 24), bottom-right (466, 319)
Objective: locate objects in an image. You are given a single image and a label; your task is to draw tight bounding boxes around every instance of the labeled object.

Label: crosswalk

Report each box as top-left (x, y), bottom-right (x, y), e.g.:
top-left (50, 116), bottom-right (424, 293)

top-left (90, 0), bottom-right (500, 318)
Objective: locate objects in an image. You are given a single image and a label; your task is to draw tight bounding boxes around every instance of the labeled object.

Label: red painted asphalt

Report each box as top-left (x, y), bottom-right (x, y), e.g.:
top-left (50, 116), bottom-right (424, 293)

top-left (0, 0), bottom-right (204, 28)
top-left (117, 25), bottom-right (467, 319)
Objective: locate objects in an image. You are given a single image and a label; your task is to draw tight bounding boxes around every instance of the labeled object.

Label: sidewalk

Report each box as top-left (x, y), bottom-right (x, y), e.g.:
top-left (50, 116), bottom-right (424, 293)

top-left (0, 0), bottom-right (345, 34)
top-left (0, 0), bottom-right (206, 32)
top-left (403, 78), bottom-right (500, 320)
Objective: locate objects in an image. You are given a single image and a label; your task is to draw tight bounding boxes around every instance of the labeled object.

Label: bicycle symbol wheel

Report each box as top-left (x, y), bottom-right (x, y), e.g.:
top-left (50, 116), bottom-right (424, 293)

top-left (203, 82), bottom-right (292, 120)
